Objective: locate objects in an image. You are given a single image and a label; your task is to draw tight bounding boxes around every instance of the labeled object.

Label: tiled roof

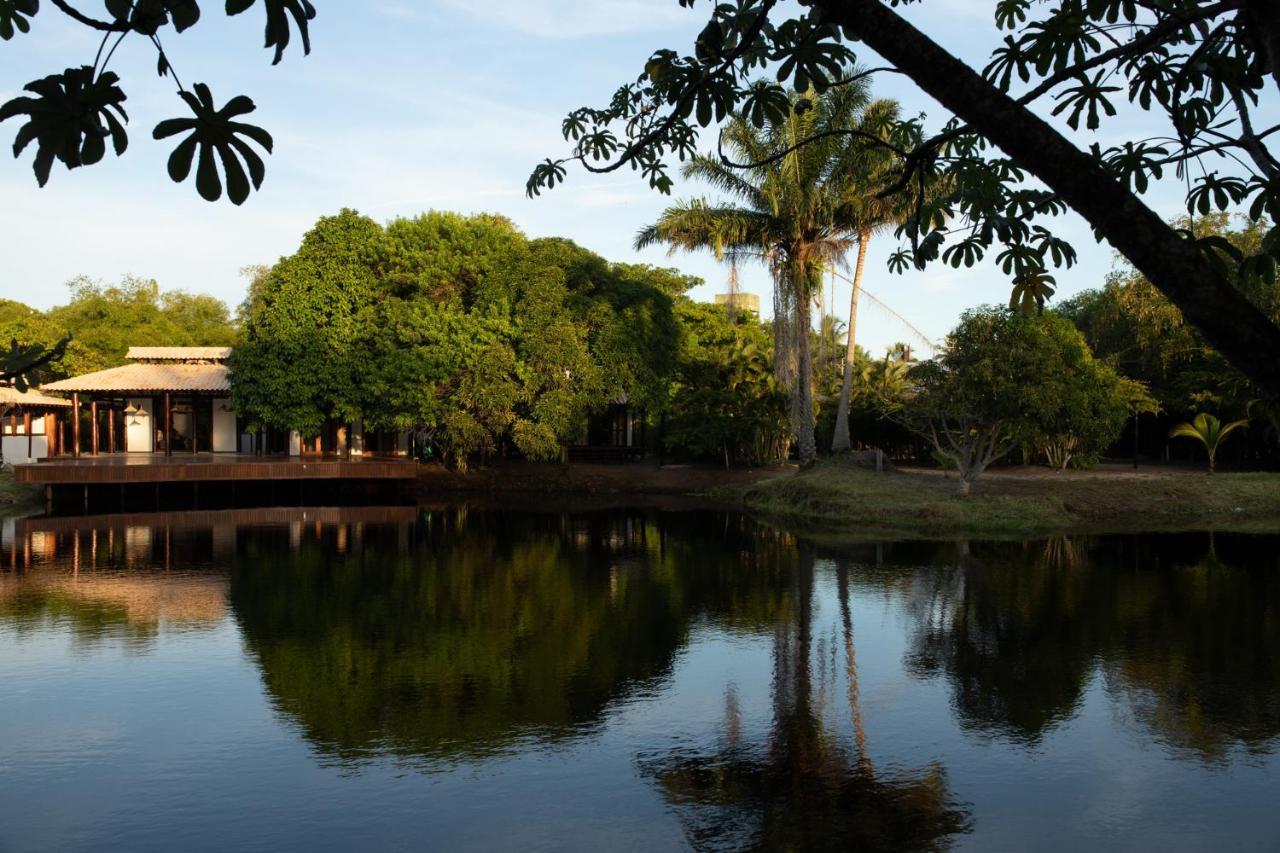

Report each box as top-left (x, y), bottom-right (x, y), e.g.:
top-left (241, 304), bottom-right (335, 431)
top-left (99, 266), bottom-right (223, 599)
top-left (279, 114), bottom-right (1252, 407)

top-left (125, 346), bottom-right (232, 361)
top-left (42, 363), bottom-right (231, 393)
top-left (0, 385), bottom-right (72, 408)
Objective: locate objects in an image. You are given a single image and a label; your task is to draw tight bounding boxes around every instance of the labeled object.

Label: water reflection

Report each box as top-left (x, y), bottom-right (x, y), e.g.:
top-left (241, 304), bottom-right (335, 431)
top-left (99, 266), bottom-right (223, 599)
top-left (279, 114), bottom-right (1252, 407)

top-left (642, 547), bottom-right (971, 851)
top-left (855, 534), bottom-right (1280, 761)
top-left (1, 510), bottom-right (1278, 849)
top-left (229, 510), bottom-right (805, 766)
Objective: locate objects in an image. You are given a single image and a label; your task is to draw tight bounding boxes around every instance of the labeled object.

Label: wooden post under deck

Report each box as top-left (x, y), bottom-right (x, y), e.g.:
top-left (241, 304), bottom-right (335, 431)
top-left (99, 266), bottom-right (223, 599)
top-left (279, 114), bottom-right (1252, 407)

top-left (90, 400), bottom-right (99, 456)
top-left (71, 393), bottom-right (80, 458)
top-left (164, 392), bottom-right (173, 457)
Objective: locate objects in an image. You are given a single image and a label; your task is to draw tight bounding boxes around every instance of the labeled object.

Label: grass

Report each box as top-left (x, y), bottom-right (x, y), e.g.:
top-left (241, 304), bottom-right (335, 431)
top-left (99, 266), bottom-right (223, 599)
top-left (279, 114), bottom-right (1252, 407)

top-left (0, 467), bottom-right (42, 518)
top-left (717, 457), bottom-right (1280, 540)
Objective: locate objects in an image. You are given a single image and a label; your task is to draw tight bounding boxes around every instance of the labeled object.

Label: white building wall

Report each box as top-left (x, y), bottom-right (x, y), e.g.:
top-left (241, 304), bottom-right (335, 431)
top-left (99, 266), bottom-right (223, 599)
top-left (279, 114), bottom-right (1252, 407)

top-left (212, 398), bottom-right (237, 452)
top-left (1, 435), bottom-right (48, 465)
top-left (125, 397), bottom-right (154, 452)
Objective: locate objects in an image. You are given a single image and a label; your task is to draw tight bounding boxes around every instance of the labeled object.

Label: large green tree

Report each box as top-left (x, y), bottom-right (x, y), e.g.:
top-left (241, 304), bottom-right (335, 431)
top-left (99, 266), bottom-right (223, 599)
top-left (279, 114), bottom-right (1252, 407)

top-left (533, 0), bottom-right (1280, 398)
top-left (901, 307), bottom-right (1144, 493)
top-left (664, 299), bottom-right (789, 467)
top-left (231, 208), bottom-right (384, 437)
top-left (235, 209), bottom-right (685, 467)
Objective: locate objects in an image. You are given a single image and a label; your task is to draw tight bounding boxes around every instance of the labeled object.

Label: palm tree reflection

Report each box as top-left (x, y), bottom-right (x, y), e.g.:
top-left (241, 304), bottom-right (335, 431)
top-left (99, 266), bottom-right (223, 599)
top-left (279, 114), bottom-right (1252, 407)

top-left (643, 547), bottom-right (971, 851)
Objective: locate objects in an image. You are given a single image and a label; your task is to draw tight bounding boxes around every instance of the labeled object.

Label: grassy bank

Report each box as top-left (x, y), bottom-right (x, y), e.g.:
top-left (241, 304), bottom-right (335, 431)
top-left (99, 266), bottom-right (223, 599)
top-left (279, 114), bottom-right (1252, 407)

top-left (721, 458), bottom-right (1280, 539)
top-left (0, 467), bottom-right (41, 518)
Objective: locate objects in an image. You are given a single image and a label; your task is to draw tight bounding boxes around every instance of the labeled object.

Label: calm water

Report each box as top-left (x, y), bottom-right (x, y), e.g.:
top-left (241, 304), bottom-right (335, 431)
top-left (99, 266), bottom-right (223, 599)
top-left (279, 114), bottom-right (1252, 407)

top-left (1, 506), bottom-right (1278, 852)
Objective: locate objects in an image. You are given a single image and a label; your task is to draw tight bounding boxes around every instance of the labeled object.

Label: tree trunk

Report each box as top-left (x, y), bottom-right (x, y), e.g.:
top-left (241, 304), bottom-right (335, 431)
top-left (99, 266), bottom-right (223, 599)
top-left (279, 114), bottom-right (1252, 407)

top-left (956, 476), bottom-right (972, 496)
top-left (822, 0), bottom-right (1280, 396)
top-left (793, 283), bottom-right (818, 466)
top-left (831, 230), bottom-right (871, 453)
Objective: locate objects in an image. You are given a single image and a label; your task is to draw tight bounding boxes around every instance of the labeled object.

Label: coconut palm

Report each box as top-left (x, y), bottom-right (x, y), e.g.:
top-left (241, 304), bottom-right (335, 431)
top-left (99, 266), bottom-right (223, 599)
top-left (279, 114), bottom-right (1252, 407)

top-left (829, 104), bottom-right (913, 453)
top-left (1169, 412), bottom-right (1249, 473)
top-left (637, 80), bottom-right (900, 465)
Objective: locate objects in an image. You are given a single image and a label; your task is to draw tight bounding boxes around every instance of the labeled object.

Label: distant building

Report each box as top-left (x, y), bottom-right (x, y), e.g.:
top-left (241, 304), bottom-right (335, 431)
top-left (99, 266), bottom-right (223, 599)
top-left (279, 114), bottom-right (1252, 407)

top-left (39, 347), bottom-right (409, 458)
top-left (714, 292), bottom-right (760, 315)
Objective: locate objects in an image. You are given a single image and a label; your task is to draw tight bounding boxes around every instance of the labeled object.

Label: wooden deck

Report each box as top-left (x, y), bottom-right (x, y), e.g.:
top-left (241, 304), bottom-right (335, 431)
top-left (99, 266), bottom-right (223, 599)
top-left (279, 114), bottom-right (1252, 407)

top-left (13, 454), bottom-right (419, 485)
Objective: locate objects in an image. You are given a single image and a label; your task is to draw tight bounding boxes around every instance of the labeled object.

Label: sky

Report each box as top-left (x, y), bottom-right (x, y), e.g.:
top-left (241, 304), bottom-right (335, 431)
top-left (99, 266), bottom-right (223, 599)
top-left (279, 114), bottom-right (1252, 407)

top-left (0, 1), bottom-right (1204, 356)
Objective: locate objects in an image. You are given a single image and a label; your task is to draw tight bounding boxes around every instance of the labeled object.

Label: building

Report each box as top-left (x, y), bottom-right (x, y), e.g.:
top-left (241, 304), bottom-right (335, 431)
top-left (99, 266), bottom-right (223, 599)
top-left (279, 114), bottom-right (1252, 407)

top-left (38, 347), bottom-right (407, 458)
top-left (42, 347), bottom-right (240, 456)
top-left (714, 292), bottom-right (760, 315)
top-left (0, 385), bottom-right (73, 465)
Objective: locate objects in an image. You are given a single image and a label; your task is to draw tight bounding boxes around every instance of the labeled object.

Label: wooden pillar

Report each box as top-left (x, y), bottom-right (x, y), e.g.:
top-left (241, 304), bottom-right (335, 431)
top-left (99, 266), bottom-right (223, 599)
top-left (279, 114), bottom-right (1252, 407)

top-left (90, 400), bottom-right (99, 456)
top-left (48, 412), bottom-right (58, 457)
top-left (108, 403), bottom-right (116, 454)
top-left (71, 393), bottom-right (80, 458)
top-left (24, 411), bottom-right (32, 460)
top-left (164, 392), bottom-right (173, 457)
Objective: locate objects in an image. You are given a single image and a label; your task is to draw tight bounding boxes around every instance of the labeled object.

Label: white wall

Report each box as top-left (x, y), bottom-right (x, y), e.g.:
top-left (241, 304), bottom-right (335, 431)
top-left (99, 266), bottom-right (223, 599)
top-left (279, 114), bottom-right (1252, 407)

top-left (2, 435), bottom-right (48, 465)
top-left (289, 430), bottom-right (301, 456)
top-left (125, 397), bottom-right (154, 452)
top-left (212, 398), bottom-right (237, 452)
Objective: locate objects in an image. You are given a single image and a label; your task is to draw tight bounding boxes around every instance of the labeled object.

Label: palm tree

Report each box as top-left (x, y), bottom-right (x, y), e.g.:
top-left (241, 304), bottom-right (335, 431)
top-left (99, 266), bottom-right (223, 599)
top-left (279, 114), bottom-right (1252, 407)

top-left (1169, 412), bottom-right (1249, 473)
top-left (829, 103), bottom-right (912, 453)
top-left (637, 80), bottom-right (899, 465)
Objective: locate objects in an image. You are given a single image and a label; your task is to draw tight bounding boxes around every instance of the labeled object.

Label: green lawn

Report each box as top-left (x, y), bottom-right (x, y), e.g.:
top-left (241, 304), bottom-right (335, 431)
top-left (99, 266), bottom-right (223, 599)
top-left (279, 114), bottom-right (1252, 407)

top-left (720, 458), bottom-right (1280, 539)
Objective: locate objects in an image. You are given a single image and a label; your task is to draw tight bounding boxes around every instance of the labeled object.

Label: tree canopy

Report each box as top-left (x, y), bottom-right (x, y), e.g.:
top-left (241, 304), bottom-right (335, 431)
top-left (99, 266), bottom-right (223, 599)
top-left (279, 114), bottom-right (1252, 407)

top-left (532, 0), bottom-right (1280, 397)
top-left (901, 306), bottom-right (1146, 491)
top-left (232, 209), bottom-right (689, 467)
top-left (0, 275), bottom-right (235, 383)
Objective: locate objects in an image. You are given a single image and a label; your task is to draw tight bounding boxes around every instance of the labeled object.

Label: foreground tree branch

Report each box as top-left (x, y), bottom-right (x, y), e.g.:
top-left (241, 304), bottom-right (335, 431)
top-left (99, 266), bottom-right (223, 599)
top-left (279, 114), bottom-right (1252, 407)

top-left (818, 0), bottom-right (1280, 396)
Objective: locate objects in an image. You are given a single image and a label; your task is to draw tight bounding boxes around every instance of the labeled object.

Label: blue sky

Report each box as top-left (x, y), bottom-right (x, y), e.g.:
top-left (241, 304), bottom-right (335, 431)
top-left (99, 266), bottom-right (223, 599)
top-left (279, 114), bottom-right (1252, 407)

top-left (1, 1), bottom-right (1194, 354)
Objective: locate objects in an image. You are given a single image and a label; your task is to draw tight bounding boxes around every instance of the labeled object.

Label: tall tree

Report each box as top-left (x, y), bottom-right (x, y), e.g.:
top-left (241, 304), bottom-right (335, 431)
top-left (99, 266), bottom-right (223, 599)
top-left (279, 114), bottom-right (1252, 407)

top-left (532, 0), bottom-right (1280, 398)
top-left (637, 83), bottom-right (888, 464)
top-left (828, 97), bottom-right (911, 453)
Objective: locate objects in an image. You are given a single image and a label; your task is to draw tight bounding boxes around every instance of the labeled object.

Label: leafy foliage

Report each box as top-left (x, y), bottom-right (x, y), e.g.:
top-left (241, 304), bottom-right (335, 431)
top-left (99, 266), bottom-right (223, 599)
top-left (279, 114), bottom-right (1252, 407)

top-left (533, 0), bottom-right (1280, 393)
top-left (225, 0), bottom-right (316, 65)
top-left (637, 84), bottom-right (895, 465)
top-left (0, 0), bottom-right (37, 40)
top-left (1169, 413), bottom-right (1249, 474)
top-left (152, 83), bottom-right (272, 203)
top-left (0, 66), bottom-right (128, 186)
top-left (663, 300), bottom-right (789, 466)
top-left (900, 307), bottom-right (1145, 491)
top-left (1062, 215), bottom-right (1280, 459)
top-left (1, 0), bottom-right (314, 201)
top-left (233, 210), bottom-right (687, 469)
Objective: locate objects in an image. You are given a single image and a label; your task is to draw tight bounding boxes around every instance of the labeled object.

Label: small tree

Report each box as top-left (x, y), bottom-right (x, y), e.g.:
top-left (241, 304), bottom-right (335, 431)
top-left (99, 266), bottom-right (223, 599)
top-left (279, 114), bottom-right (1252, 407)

top-left (1169, 414), bottom-right (1249, 474)
top-left (899, 308), bottom-right (1144, 494)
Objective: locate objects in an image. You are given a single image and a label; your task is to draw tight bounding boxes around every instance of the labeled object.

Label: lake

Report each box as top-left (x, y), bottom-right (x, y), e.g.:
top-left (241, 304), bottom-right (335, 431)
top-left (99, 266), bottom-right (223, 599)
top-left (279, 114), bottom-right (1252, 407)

top-left (1, 506), bottom-right (1278, 852)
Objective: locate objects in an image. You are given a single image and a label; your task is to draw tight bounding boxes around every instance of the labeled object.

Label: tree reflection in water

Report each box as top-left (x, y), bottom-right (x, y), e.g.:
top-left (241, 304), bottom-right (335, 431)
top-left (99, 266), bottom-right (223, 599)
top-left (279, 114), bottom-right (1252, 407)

top-left (230, 509), bottom-right (801, 767)
top-left (641, 545), bottom-right (972, 852)
top-left (884, 533), bottom-right (1280, 762)
top-left (5, 509), bottom-right (1277, 846)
